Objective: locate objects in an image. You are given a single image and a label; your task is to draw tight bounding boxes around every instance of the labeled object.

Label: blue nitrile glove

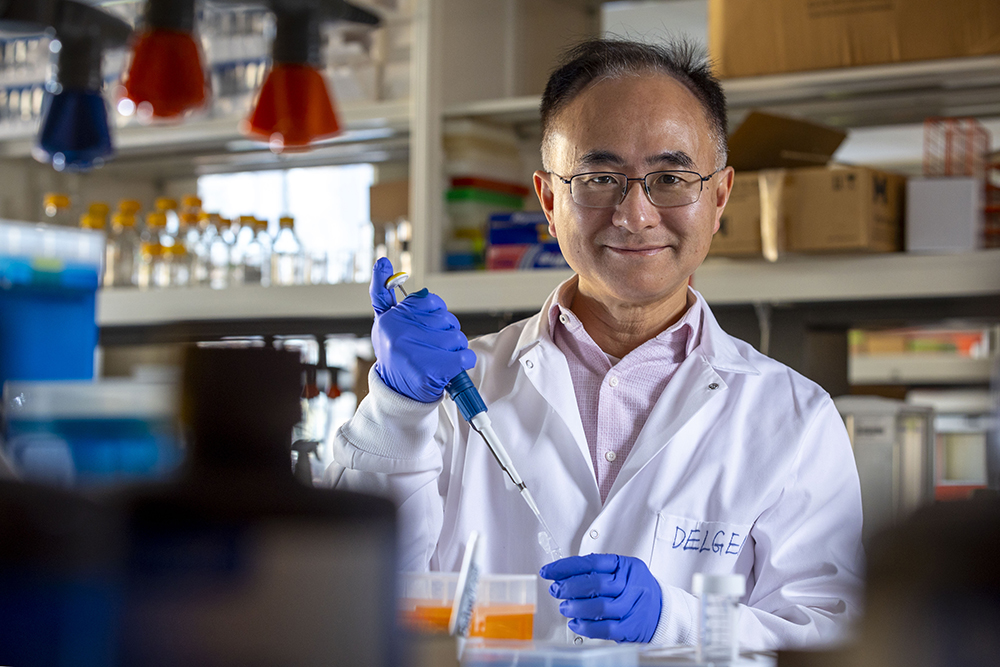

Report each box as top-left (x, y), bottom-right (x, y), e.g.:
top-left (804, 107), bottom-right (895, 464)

top-left (370, 257), bottom-right (477, 403)
top-left (539, 553), bottom-right (662, 644)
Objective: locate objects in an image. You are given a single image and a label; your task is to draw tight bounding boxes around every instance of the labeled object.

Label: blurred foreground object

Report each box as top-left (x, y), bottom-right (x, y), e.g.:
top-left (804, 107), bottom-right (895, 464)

top-left (118, 346), bottom-right (399, 666)
top-left (859, 496), bottom-right (1000, 667)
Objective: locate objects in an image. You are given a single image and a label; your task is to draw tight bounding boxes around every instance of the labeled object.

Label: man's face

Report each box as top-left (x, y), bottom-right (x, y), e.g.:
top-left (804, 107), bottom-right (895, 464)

top-left (534, 74), bottom-right (733, 311)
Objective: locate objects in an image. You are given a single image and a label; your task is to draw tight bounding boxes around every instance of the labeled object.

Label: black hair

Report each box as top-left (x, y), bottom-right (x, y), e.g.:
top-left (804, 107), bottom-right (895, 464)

top-left (539, 38), bottom-right (728, 170)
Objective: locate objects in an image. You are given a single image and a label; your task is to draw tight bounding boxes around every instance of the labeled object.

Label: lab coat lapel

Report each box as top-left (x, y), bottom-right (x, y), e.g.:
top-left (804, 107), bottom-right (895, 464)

top-left (603, 353), bottom-right (726, 504)
top-left (522, 340), bottom-right (594, 481)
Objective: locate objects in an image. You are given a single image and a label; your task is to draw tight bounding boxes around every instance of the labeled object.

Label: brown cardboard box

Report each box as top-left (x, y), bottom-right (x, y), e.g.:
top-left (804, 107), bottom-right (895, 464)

top-left (709, 0), bottom-right (1000, 79)
top-left (711, 172), bottom-right (764, 256)
top-left (785, 167), bottom-right (905, 253)
top-left (710, 171), bottom-right (791, 258)
top-left (710, 112), bottom-right (846, 258)
top-left (369, 179), bottom-right (409, 224)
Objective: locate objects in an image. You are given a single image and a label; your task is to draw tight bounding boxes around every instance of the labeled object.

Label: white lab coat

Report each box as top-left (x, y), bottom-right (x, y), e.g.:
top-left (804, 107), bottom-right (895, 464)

top-left (327, 285), bottom-right (865, 650)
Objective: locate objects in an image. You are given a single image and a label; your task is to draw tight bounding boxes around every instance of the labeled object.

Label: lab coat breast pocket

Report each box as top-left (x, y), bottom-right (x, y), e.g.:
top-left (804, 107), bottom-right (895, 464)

top-left (650, 513), bottom-right (754, 588)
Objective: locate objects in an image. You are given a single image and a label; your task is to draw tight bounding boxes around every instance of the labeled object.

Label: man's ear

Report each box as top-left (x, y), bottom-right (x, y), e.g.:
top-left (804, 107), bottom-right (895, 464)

top-left (533, 170), bottom-right (557, 237)
top-left (712, 167), bottom-right (735, 234)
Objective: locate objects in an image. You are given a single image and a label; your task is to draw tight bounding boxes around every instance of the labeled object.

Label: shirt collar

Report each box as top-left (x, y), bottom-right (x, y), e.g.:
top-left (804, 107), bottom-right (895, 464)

top-left (511, 276), bottom-right (759, 376)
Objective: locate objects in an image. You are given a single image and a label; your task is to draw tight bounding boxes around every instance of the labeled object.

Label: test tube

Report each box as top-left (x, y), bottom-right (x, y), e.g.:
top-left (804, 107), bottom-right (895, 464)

top-left (692, 573), bottom-right (746, 664)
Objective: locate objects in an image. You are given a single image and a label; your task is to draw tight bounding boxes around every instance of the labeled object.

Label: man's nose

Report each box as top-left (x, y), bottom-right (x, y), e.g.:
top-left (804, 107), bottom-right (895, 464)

top-left (611, 179), bottom-right (657, 231)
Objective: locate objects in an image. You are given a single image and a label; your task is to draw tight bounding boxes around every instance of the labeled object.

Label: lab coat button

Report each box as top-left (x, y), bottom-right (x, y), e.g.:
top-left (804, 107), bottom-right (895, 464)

top-left (589, 529), bottom-right (599, 539)
top-left (708, 383), bottom-right (719, 390)
top-left (609, 377), bottom-right (619, 387)
top-left (559, 314), bottom-right (569, 324)
top-left (605, 451), bottom-right (616, 462)
top-left (574, 636), bottom-right (584, 645)
top-left (525, 360), bottom-right (534, 369)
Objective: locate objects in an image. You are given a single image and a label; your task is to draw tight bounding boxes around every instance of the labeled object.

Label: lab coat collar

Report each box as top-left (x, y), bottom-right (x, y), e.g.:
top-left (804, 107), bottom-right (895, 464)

top-left (509, 277), bottom-right (761, 378)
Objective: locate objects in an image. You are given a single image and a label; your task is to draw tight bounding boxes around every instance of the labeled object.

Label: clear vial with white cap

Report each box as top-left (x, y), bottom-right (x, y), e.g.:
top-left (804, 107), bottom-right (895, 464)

top-left (692, 572), bottom-right (746, 664)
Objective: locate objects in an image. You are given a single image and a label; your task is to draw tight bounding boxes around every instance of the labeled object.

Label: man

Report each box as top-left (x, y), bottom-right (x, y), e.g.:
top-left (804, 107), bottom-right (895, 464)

top-left (327, 39), bottom-right (864, 649)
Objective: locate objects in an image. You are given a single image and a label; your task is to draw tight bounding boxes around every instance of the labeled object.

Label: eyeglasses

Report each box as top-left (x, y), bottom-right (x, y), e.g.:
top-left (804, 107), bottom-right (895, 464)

top-left (551, 168), bottom-right (722, 209)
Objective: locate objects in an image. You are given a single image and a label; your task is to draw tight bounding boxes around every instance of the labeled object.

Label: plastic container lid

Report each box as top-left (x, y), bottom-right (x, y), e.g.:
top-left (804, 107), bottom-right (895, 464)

top-left (181, 194), bottom-right (201, 208)
top-left (279, 215), bottom-right (294, 228)
top-left (43, 193), bottom-right (71, 210)
top-left (0, 219), bottom-right (104, 271)
top-left (155, 197), bottom-right (178, 211)
top-left (88, 202), bottom-right (110, 217)
top-left (113, 212), bottom-right (136, 228)
top-left (3, 379), bottom-right (179, 420)
top-left (118, 199), bottom-right (142, 215)
top-left (692, 573), bottom-right (746, 596)
top-left (461, 640), bottom-right (639, 667)
top-left (147, 212), bottom-right (167, 228)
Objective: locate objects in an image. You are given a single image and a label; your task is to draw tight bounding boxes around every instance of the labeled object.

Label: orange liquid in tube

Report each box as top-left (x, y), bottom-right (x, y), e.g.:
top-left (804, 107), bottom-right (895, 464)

top-left (399, 602), bottom-right (535, 640)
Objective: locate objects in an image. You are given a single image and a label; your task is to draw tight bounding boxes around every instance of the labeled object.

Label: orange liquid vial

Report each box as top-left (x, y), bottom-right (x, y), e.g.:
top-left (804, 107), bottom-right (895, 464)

top-left (470, 604), bottom-right (535, 640)
top-left (399, 603), bottom-right (452, 633)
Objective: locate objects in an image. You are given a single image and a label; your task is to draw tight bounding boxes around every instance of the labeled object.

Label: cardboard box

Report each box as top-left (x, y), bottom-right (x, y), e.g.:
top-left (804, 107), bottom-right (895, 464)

top-left (906, 177), bottom-right (984, 252)
top-left (710, 112), bottom-right (847, 259)
top-left (709, 0), bottom-right (1000, 79)
top-left (369, 179), bottom-right (409, 224)
top-left (712, 167), bottom-right (905, 256)
top-left (785, 167), bottom-right (905, 253)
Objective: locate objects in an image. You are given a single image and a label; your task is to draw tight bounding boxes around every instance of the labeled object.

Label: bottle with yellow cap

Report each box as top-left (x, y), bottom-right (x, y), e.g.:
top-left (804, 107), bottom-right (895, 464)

top-left (155, 197), bottom-right (180, 236)
top-left (241, 217), bottom-right (271, 286)
top-left (138, 211), bottom-right (169, 289)
top-left (180, 196), bottom-right (209, 285)
top-left (42, 192), bottom-right (74, 226)
top-left (229, 215), bottom-right (257, 285)
top-left (271, 215), bottom-right (304, 286)
top-left (106, 211), bottom-right (140, 287)
top-left (206, 213), bottom-right (231, 290)
top-left (118, 199), bottom-right (142, 219)
top-left (87, 201), bottom-right (111, 231)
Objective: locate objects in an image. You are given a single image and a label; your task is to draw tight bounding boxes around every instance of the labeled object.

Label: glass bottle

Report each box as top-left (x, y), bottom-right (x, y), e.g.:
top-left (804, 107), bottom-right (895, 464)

top-left (138, 211), bottom-right (168, 289)
top-left (105, 212), bottom-right (139, 288)
top-left (88, 201), bottom-right (110, 231)
top-left (240, 217), bottom-right (271, 286)
top-left (207, 213), bottom-right (232, 290)
top-left (42, 192), bottom-right (74, 226)
top-left (271, 215), bottom-right (304, 286)
top-left (229, 215), bottom-right (257, 285)
top-left (155, 197), bottom-right (180, 236)
top-left (177, 211), bottom-right (202, 286)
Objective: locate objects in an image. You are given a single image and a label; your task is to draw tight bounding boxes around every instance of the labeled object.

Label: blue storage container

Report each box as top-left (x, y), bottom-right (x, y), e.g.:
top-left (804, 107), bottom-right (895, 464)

top-left (0, 219), bottom-right (104, 387)
top-left (3, 380), bottom-right (182, 486)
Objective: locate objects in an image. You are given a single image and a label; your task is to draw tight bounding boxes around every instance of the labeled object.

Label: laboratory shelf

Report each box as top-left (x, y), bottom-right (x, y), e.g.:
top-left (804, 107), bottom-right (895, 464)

top-left (849, 354), bottom-right (996, 385)
top-left (443, 55), bottom-right (1000, 129)
top-left (96, 249), bottom-right (1000, 328)
top-left (0, 98), bottom-right (412, 159)
top-left (97, 282), bottom-right (374, 327)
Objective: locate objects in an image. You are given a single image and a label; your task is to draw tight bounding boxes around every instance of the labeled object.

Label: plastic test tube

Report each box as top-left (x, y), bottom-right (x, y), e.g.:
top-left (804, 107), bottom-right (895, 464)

top-left (692, 573), bottom-right (746, 664)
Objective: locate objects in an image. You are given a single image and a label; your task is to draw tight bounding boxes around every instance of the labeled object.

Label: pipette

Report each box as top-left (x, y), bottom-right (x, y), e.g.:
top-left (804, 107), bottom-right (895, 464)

top-left (385, 272), bottom-right (565, 562)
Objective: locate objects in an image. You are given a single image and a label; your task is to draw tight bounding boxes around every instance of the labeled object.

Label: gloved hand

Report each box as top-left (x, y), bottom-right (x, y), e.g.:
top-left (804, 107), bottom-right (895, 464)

top-left (539, 553), bottom-right (662, 644)
top-left (370, 257), bottom-right (477, 403)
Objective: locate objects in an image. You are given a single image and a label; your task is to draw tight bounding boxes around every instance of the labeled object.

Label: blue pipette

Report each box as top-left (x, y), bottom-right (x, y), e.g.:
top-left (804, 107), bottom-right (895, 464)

top-left (385, 272), bottom-right (564, 561)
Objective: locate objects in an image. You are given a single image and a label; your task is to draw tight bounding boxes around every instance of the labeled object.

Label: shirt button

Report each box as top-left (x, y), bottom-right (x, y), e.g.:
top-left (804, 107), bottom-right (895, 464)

top-left (708, 382), bottom-right (719, 390)
top-left (609, 377), bottom-right (619, 387)
top-left (559, 314), bottom-right (569, 324)
top-left (574, 636), bottom-right (584, 645)
top-left (589, 529), bottom-right (599, 539)
top-left (605, 451), bottom-right (616, 462)
top-left (525, 360), bottom-right (534, 369)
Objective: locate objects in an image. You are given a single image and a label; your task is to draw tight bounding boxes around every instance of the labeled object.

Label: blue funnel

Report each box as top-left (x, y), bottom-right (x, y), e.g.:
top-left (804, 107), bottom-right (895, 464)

top-left (35, 88), bottom-right (114, 171)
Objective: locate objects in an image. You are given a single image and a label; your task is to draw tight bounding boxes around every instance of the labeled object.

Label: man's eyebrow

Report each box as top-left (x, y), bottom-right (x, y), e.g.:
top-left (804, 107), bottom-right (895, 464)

top-left (649, 151), bottom-right (696, 169)
top-left (578, 150), bottom-right (624, 168)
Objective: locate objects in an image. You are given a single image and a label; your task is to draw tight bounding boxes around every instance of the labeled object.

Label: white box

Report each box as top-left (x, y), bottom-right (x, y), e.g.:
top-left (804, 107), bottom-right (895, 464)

top-left (906, 177), bottom-right (984, 253)
top-left (601, 0), bottom-right (707, 49)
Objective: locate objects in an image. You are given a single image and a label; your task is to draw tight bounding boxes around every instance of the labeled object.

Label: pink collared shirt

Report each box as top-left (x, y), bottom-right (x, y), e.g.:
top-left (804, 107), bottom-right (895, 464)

top-left (549, 279), bottom-right (703, 503)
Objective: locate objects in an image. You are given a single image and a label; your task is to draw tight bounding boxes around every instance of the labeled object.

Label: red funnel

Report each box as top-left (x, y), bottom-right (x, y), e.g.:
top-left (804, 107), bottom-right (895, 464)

top-left (122, 28), bottom-right (207, 119)
top-left (244, 63), bottom-right (341, 151)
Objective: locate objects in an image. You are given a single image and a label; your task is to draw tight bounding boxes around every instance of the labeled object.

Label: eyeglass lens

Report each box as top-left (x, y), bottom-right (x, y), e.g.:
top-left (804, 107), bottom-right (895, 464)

top-left (570, 171), bottom-right (705, 208)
